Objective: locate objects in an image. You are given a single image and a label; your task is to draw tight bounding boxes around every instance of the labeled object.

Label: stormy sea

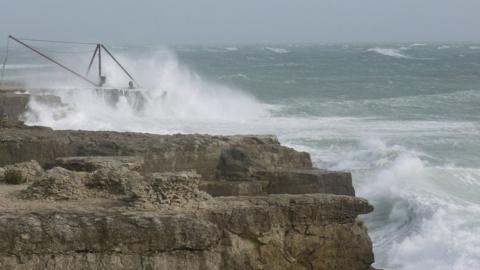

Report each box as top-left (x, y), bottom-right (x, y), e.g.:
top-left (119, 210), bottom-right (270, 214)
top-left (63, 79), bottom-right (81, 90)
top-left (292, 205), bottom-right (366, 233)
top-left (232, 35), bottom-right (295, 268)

top-left (2, 43), bottom-right (480, 270)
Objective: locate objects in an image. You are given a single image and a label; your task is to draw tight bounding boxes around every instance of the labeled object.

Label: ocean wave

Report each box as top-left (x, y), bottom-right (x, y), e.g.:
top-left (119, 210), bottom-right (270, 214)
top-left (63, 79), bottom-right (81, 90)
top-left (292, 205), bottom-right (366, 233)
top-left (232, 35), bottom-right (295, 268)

top-left (469, 46), bottom-right (480, 50)
top-left (218, 73), bottom-right (251, 80)
top-left (409, 43), bottom-right (427, 47)
top-left (366, 47), bottom-right (434, 60)
top-left (437, 45), bottom-right (450, 50)
top-left (264, 47), bottom-right (290, 54)
top-left (1, 64), bottom-right (54, 70)
top-left (367, 47), bottom-right (412, 59)
top-left (325, 137), bottom-right (480, 270)
top-left (283, 79), bottom-right (296, 84)
top-left (225, 47), bottom-right (238, 52)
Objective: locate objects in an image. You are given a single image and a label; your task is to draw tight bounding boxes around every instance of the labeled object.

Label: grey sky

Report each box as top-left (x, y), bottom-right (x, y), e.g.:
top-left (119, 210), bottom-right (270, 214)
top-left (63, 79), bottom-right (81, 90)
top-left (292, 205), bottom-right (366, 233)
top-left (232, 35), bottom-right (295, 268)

top-left (1, 0), bottom-right (480, 45)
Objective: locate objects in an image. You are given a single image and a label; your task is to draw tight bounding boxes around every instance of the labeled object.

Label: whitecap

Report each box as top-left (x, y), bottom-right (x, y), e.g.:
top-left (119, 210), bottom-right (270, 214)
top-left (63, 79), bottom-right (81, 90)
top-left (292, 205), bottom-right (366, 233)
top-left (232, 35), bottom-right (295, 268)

top-left (409, 43), bottom-right (427, 47)
top-left (218, 73), bottom-right (251, 80)
top-left (264, 47), bottom-right (290, 54)
top-left (367, 47), bottom-right (412, 59)
top-left (367, 47), bottom-right (434, 60)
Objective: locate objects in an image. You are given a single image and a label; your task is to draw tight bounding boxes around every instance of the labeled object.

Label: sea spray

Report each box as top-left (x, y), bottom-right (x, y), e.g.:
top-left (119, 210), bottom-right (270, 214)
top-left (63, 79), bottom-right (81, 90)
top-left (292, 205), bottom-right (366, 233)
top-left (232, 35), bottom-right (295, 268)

top-left (24, 50), bottom-right (269, 131)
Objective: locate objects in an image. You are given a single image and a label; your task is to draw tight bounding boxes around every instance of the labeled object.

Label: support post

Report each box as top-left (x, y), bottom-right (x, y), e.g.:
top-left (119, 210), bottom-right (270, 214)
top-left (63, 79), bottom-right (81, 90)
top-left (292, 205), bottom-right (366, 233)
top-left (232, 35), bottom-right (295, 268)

top-left (86, 44), bottom-right (99, 76)
top-left (98, 44), bottom-right (102, 78)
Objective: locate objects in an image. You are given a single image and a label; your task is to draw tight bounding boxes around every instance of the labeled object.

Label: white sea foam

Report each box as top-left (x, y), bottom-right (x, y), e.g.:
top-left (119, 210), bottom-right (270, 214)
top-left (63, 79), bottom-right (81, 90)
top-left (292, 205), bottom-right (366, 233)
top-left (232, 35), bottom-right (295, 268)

top-left (225, 47), bottom-right (238, 51)
top-left (264, 47), bottom-right (289, 54)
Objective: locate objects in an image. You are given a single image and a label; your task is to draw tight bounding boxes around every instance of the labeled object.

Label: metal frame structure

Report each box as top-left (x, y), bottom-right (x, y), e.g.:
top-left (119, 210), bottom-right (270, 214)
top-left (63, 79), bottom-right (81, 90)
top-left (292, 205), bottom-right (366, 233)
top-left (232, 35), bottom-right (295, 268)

top-left (4, 35), bottom-right (140, 88)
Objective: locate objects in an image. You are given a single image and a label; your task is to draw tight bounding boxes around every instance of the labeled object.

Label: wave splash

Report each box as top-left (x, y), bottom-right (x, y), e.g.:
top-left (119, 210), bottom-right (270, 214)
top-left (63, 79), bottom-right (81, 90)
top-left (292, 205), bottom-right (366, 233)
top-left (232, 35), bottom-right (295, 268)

top-left (327, 137), bottom-right (480, 270)
top-left (23, 51), bottom-right (268, 132)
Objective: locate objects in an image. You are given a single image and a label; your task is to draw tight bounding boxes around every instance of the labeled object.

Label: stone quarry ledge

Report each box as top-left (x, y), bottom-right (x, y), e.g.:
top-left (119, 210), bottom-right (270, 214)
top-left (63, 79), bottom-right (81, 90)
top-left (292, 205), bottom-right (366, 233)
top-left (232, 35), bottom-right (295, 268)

top-left (0, 93), bottom-right (376, 269)
top-left (0, 190), bottom-right (373, 270)
top-left (0, 125), bottom-right (356, 197)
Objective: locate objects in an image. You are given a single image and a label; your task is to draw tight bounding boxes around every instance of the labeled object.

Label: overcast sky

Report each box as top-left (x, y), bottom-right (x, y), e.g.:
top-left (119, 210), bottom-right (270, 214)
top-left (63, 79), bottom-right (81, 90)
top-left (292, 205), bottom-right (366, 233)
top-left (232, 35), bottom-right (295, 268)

top-left (1, 0), bottom-right (480, 45)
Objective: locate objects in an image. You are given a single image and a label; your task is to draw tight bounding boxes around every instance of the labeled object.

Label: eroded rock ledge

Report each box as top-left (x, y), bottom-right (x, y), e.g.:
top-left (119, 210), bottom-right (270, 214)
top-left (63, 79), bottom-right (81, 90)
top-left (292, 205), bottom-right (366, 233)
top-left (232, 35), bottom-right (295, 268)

top-left (0, 93), bottom-right (375, 269)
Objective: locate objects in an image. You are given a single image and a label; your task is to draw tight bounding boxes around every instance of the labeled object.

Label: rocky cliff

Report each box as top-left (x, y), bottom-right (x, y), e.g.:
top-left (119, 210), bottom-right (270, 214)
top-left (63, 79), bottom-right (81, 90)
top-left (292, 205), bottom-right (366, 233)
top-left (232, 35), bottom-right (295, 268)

top-left (0, 90), bottom-right (375, 269)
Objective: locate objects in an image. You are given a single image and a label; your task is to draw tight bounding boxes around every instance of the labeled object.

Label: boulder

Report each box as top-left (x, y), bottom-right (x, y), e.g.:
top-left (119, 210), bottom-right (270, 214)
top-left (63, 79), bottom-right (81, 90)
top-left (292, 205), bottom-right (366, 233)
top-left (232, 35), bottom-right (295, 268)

top-left (21, 167), bottom-right (90, 200)
top-left (130, 172), bottom-right (212, 208)
top-left (3, 160), bottom-right (43, 184)
top-left (22, 166), bottom-right (143, 201)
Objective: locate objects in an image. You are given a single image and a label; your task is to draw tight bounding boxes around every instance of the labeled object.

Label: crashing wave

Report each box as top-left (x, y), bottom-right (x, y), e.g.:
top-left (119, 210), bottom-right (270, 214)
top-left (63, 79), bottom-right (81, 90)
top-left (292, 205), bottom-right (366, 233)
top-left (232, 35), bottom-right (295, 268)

top-left (23, 51), bottom-right (268, 132)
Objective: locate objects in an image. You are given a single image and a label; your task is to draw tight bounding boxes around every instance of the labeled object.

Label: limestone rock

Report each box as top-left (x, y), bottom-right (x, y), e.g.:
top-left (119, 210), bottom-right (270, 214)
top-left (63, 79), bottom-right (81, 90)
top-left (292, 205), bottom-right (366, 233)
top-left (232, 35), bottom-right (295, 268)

top-left (261, 169), bottom-right (355, 196)
top-left (201, 169), bottom-right (355, 197)
top-left (0, 194), bottom-right (374, 270)
top-left (216, 141), bottom-right (312, 181)
top-left (0, 107), bottom-right (377, 269)
top-left (21, 167), bottom-right (90, 200)
top-left (130, 172), bottom-right (212, 208)
top-left (0, 167), bottom-right (4, 182)
top-left (199, 180), bottom-right (266, 196)
top-left (53, 156), bottom-right (144, 172)
top-left (87, 166), bottom-right (144, 198)
top-left (3, 160), bottom-right (43, 184)
top-left (0, 128), bottom-right (312, 182)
